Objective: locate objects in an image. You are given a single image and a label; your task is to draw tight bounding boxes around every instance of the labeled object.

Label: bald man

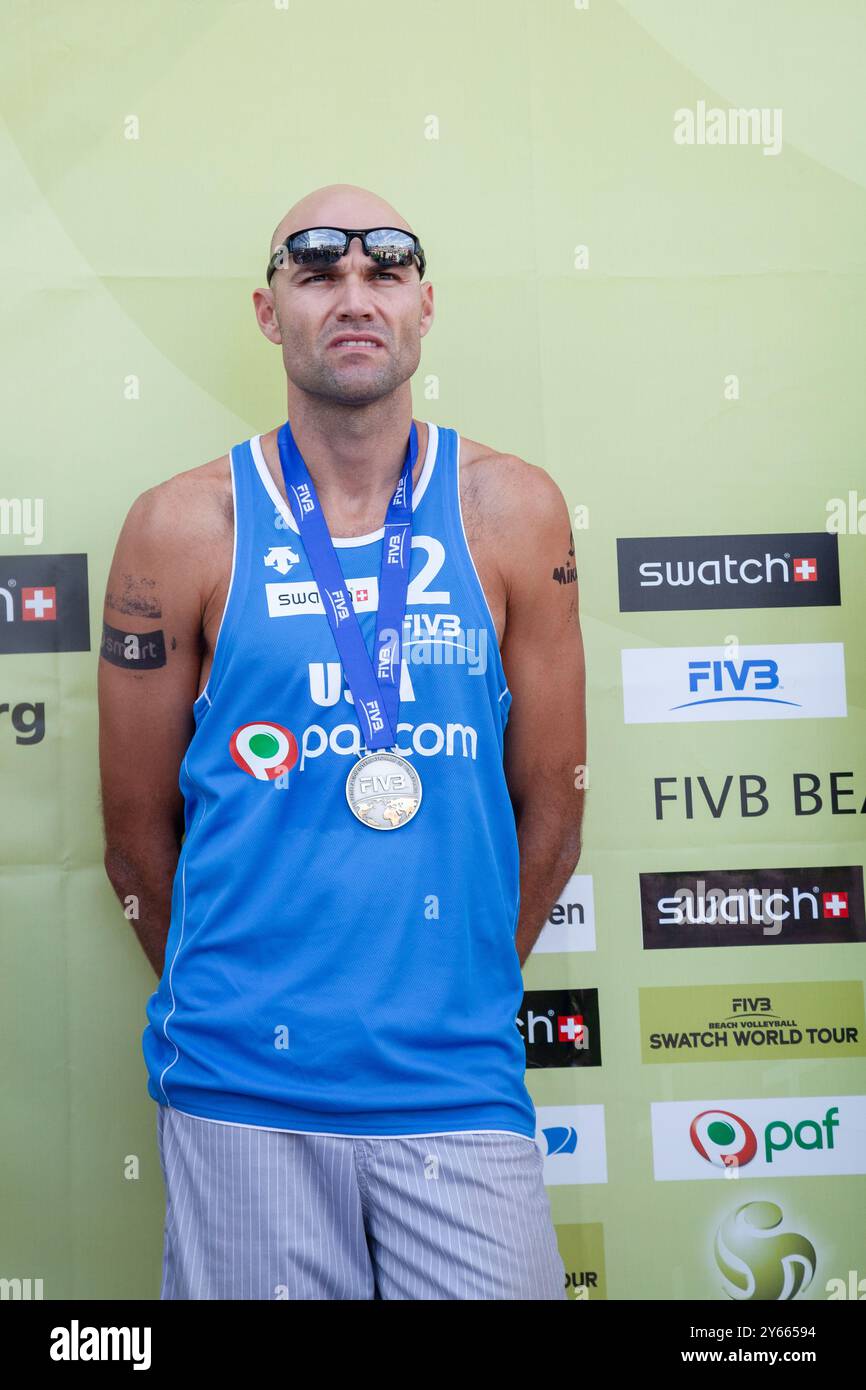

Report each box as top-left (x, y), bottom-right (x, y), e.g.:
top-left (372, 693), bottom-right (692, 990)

top-left (99, 183), bottom-right (586, 1301)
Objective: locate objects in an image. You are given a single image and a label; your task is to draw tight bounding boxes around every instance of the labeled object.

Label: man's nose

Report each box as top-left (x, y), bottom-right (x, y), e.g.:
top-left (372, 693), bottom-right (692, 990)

top-left (334, 244), bottom-right (377, 315)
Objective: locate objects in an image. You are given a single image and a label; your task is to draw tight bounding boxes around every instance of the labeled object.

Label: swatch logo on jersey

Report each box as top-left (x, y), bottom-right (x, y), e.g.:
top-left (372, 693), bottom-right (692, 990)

top-left (229, 722), bottom-right (299, 780)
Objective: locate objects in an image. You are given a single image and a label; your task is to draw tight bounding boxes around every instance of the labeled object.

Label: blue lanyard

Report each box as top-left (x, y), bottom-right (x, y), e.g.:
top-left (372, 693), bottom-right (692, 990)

top-left (276, 419), bottom-right (417, 750)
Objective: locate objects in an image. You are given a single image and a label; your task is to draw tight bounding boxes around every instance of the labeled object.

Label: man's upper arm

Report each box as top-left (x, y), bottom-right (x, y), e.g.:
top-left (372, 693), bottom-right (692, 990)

top-left (498, 461), bottom-right (586, 828)
top-left (98, 478), bottom-right (207, 853)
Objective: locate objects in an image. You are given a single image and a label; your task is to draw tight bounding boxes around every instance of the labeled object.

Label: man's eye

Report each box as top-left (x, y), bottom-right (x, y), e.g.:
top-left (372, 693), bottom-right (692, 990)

top-left (302, 269), bottom-right (399, 284)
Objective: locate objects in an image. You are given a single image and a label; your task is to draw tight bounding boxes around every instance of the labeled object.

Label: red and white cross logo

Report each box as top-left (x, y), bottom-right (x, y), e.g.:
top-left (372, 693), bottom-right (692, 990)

top-left (558, 1014), bottom-right (586, 1044)
top-left (21, 586), bottom-right (57, 620)
top-left (822, 892), bottom-right (848, 919)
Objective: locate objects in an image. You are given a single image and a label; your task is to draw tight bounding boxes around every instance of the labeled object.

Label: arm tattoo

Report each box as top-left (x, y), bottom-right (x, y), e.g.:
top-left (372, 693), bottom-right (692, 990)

top-left (100, 621), bottom-right (167, 669)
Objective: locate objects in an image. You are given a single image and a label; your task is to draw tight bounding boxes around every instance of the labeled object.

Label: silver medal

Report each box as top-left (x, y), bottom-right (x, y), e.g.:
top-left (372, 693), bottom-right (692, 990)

top-left (346, 751), bottom-right (422, 830)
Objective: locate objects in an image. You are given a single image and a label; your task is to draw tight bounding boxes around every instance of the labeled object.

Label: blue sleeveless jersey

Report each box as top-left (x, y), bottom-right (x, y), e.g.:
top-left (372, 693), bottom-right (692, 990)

top-left (142, 421), bottom-right (536, 1139)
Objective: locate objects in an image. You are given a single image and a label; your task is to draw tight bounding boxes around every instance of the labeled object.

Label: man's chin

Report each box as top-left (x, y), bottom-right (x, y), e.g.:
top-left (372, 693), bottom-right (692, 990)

top-left (322, 368), bottom-right (404, 404)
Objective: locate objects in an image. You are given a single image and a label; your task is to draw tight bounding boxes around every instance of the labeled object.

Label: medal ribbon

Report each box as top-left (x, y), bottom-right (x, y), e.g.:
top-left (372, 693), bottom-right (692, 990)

top-left (276, 419), bottom-right (417, 751)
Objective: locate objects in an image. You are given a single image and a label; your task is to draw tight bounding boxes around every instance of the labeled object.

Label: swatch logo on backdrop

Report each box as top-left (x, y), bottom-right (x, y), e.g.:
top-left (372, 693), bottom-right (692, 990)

top-left (518, 990), bottom-right (602, 1068)
top-left (0, 554), bottom-right (90, 653)
top-left (616, 532), bottom-right (841, 611)
top-left (640, 865), bottom-right (866, 948)
top-left (621, 643), bottom-right (846, 723)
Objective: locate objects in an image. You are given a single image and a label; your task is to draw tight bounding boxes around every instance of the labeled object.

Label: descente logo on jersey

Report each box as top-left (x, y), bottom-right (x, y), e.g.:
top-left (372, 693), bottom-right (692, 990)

top-left (263, 546), bottom-right (301, 576)
top-left (229, 722), bottom-right (299, 779)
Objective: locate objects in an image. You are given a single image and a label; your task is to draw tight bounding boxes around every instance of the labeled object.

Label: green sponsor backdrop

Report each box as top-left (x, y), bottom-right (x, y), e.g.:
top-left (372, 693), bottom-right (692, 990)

top-left (1, 0), bottom-right (864, 1299)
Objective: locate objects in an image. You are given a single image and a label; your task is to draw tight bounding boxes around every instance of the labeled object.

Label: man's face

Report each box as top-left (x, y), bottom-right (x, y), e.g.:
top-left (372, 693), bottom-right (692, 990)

top-left (268, 235), bottom-right (432, 405)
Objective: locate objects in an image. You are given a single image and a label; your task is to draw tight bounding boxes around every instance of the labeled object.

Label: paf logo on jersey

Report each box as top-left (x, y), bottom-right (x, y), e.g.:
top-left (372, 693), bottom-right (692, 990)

top-left (229, 722), bottom-right (299, 780)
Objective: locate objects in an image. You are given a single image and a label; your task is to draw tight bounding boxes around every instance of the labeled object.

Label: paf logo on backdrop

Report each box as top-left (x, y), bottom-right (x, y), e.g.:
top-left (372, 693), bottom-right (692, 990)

top-left (651, 1098), bottom-right (866, 1180)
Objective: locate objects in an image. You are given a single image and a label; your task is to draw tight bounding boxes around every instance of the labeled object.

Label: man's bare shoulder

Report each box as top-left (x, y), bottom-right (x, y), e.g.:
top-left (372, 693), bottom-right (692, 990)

top-left (458, 434), bottom-right (570, 540)
top-left (123, 453), bottom-right (233, 552)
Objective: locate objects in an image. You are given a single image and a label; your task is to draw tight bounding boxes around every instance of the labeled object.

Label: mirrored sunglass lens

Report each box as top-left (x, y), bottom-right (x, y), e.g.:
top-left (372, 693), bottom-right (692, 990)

top-left (291, 228), bottom-right (346, 263)
top-left (366, 230), bottom-right (414, 263)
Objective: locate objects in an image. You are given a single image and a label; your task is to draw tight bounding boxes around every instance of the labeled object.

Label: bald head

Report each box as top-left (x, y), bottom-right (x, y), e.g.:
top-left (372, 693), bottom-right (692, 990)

top-left (255, 182), bottom-right (434, 410)
top-left (269, 184), bottom-right (414, 258)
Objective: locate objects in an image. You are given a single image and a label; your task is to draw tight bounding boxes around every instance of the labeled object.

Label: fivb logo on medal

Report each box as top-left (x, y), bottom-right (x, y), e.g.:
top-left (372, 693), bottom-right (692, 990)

top-left (361, 699), bottom-right (385, 736)
top-left (376, 631), bottom-right (399, 683)
top-left (292, 482), bottom-right (315, 516)
top-left (230, 722), bottom-right (299, 781)
top-left (386, 528), bottom-right (405, 565)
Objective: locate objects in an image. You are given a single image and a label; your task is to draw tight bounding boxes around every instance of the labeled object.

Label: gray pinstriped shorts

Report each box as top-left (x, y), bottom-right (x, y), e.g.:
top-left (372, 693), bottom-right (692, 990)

top-left (156, 1103), bottom-right (566, 1300)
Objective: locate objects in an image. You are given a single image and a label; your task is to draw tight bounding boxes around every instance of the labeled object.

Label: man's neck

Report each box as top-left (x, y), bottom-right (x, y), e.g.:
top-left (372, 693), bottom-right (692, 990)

top-left (272, 391), bottom-right (426, 509)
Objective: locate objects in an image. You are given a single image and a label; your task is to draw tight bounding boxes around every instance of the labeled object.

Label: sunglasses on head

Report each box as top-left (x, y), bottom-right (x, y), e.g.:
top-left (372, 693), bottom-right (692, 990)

top-left (267, 226), bottom-right (426, 285)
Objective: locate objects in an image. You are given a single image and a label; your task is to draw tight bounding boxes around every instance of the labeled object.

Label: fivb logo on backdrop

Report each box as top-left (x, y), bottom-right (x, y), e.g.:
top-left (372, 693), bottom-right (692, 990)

top-left (621, 643), bottom-right (846, 723)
